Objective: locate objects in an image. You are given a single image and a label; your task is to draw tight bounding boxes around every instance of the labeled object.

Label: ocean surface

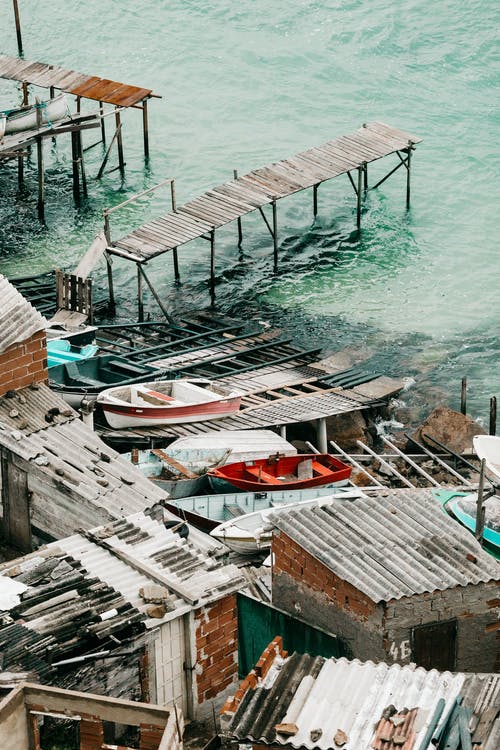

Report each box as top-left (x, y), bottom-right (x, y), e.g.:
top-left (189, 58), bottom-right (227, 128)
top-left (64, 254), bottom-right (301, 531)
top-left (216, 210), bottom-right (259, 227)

top-left (0, 1), bottom-right (498, 424)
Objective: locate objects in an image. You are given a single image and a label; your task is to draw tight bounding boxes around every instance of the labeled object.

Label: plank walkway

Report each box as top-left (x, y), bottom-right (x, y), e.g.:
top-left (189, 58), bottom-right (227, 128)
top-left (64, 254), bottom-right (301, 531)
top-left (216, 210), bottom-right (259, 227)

top-left (0, 53), bottom-right (154, 107)
top-left (109, 121), bottom-right (422, 263)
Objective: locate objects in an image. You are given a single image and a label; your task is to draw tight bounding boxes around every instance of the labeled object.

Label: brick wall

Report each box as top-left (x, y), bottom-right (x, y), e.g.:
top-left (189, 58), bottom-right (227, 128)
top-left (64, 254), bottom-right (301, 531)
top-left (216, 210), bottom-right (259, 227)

top-left (384, 581), bottom-right (500, 672)
top-left (272, 530), bottom-right (385, 661)
top-left (194, 594), bottom-right (239, 705)
top-left (0, 330), bottom-right (48, 397)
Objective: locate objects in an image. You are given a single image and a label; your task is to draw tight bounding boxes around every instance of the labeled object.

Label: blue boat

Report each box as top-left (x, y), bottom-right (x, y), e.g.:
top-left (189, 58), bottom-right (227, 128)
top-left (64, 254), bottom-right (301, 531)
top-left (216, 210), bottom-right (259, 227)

top-left (433, 489), bottom-right (500, 559)
top-left (47, 339), bottom-right (98, 368)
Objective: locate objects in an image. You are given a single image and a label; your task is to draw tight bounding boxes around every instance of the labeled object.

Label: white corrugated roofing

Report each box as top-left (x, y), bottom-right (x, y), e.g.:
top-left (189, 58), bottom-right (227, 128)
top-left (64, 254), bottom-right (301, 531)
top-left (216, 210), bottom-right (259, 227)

top-left (0, 274), bottom-right (46, 354)
top-left (227, 653), bottom-right (465, 750)
top-left (269, 489), bottom-right (500, 601)
top-left (58, 511), bottom-right (244, 625)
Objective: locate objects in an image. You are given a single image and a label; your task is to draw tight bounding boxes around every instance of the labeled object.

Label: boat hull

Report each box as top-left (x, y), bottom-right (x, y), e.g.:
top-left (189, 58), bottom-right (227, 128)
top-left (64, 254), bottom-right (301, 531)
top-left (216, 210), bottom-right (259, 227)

top-left (208, 453), bottom-right (352, 493)
top-left (101, 396), bottom-right (241, 428)
top-left (3, 94), bottom-right (68, 134)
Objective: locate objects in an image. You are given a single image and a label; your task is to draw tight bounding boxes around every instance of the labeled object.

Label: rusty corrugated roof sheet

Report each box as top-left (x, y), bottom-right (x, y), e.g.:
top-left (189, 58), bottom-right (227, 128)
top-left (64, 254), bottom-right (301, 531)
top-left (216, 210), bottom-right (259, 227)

top-left (269, 489), bottom-right (500, 601)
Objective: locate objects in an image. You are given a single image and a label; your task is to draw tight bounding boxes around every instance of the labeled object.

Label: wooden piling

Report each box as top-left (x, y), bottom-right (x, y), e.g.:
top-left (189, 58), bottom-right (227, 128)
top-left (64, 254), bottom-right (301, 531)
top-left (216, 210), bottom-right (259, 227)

top-left (137, 264), bottom-right (144, 321)
top-left (356, 166), bottom-right (363, 229)
top-left (170, 179), bottom-right (177, 212)
top-left (489, 396), bottom-right (497, 435)
top-left (406, 141), bottom-right (413, 209)
top-left (461, 376), bottom-right (467, 415)
top-left (172, 247), bottom-right (180, 283)
top-left (210, 229), bottom-right (216, 297)
top-left (138, 264), bottom-right (174, 323)
top-left (103, 215), bottom-right (116, 312)
top-left (99, 101), bottom-right (106, 144)
top-left (272, 199), bottom-right (278, 272)
top-left (36, 137), bottom-right (44, 221)
top-left (13, 0), bottom-right (23, 55)
top-left (71, 130), bottom-right (80, 202)
top-left (115, 108), bottom-right (125, 175)
top-left (475, 459), bottom-right (485, 543)
top-left (313, 184), bottom-right (318, 217)
top-left (78, 130), bottom-right (88, 198)
top-left (142, 98), bottom-right (149, 159)
top-left (17, 152), bottom-right (24, 189)
top-left (22, 81), bottom-right (29, 105)
top-left (234, 169), bottom-right (243, 246)
top-left (363, 162), bottom-right (368, 191)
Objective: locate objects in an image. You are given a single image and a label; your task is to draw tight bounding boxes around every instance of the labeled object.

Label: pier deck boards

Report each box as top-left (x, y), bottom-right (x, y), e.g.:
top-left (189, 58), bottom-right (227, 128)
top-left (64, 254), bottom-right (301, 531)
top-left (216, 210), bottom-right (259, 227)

top-left (0, 53), bottom-right (154, 107)
top-left (108, 121), bottom-right (422, 263)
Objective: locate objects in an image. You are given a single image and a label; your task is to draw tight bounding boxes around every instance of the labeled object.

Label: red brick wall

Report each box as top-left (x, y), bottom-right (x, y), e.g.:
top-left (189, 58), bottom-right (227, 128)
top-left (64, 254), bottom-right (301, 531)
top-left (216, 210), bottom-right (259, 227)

top-left (194, 594), bottom-right (238, 704)
top-left (0, 330), bottom-right (48, 396)
top-left (273, 530), bottom-right (376, 621)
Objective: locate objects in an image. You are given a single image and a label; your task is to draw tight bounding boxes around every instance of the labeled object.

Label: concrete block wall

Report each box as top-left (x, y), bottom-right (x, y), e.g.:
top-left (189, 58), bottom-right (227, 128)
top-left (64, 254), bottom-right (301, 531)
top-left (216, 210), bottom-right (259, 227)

top-left (194, 593), bottom-right (239, 705)
top-left (272, 530), bottom-right (385, 661)
top-left (384, 581), bottom-right (500, 672)
top-left (0, 330), bottom-right (48, 396)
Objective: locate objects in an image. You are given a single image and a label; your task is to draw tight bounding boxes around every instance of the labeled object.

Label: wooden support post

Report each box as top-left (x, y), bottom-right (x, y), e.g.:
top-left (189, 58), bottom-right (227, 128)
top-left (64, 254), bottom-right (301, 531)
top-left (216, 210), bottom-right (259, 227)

top-left (461, 376), bottom-right (467, 415)
top-left (234, 169), bottom-right (243, 246)
top-left (317, 417), bottom-right (328, 453)
top-left (77, 130), bottom-right (88, 198)
top-left (137, 263), bottom-right (144, 321)
top-left (489, 396), bottom-right (497, 435)
top-left (22, 80), bottom-right (28, 105)
top-left (172, 247), bottom-right (180, 283)
top-left (103, 214), bottom-right (116, 312)
top-left (138, 264), bottom-right (175, 322)
top-left (475, 459), bottom-right (485, 544)
top-left (210, 229), bottom-right (216, 299)
top-left (17, 152), bottom-right (24, 189)
top-left (171, 179), bottom-right (177, 212)
top-left (363, 162), bottom-right (368, 191)
top-left (313, 183), bottom-right (319, 218)
top-left (272, 199), bottom-right (278, 272)
top-left (13, 0), bottom-right (23, 55)
top-left (35, 104), bottom-right (45, 221)
top-left (406, 141), bottom-right (413, 209)
top-left (96, 122), bottom-right (121, 179)
top-left (115, 108), bottom-right (125, 175)
top-left (71, 130), bottom-right (80, 202)
top-left (356, 166), bottom-right (363, 229)
top-left (99, 101), bottom-right (106, 144)
top-left (49, 85), bottom-right (55, 99)
top-left (76, 95), bottom-right (81, 114)
top-left (142, 98), bottom-right (149, 159)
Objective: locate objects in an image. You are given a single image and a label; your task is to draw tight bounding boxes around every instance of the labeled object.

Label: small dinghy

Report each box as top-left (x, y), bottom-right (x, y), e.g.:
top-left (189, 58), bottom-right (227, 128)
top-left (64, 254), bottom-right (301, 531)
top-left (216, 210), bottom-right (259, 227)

top-left (123, 448), bottom-right (210, 499)
top-left (210, 490), bottom-right (365, 554)
top-left (0, 114), bottom-right (6, 141)
top-left (49, 355), bottom-right (162, 408)
top-left (2, 93), bottom-right (68, 135)
top-left (207, 453), bottom-right (352, 493)
top-left (98, 379), bottom-right (242, 429)
top-left (167, 486), bottom-right (352, 532)
top-left (434, 489), bottom-right (500, 559)
top-left (47, 339), bottom-right (98, 368)
top-left (473, 435), bottom-right (500, 484)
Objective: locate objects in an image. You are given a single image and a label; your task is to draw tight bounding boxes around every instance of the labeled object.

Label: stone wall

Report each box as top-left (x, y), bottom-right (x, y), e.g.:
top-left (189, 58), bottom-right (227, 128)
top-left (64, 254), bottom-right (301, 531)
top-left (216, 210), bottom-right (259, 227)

top-left (272, 530), bottom-right (385, 661)
top-left (0, 330), bottom-right (48, 397)
top-left (194, 593), bottom-right (239, 708)
top-left (384, 582), bottom-right (500, 672)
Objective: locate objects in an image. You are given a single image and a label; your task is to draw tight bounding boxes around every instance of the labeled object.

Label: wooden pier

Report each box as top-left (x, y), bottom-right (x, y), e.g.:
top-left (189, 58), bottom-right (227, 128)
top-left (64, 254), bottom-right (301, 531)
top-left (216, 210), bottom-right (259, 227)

top-left (103, 121), bottom-right (422, 310)
top-left (0, 53), bottom-right (159, 218)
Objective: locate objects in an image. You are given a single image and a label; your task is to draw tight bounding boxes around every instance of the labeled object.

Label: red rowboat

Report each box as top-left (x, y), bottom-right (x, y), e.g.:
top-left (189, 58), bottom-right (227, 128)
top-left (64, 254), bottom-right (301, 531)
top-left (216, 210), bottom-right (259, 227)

top-left (207, 453), bottom-right (352, 493)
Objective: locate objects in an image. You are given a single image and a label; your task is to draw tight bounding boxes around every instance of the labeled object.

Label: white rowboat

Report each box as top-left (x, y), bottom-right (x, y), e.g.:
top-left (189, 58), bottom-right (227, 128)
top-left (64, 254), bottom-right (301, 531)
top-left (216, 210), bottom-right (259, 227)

top-left (473, 435), bottom-right (500, 484)
top-left (3, 94), bottom-right (68, 135)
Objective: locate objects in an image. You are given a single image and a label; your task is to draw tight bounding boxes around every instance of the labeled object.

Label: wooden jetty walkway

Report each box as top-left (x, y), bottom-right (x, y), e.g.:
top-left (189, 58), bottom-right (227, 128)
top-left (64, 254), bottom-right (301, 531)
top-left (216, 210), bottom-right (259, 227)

top-left (103, 121), bottom-right (421, 310)
top-left (0, 53), bottom-right (159, 219)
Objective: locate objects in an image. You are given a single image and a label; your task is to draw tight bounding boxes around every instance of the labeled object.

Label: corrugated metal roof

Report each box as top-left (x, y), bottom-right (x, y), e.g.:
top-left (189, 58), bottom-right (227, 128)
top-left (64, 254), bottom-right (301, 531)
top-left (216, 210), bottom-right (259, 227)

top-left (225, 652), bottom-right (465, 750)
top-left (58, 511), bottom-right (244, 624)
top-left (0, 274), bottom-right (46, 354)
top-left (0, 385), bottom-right (170, 525)
top-left (269, 489), bottom-right (500, 601)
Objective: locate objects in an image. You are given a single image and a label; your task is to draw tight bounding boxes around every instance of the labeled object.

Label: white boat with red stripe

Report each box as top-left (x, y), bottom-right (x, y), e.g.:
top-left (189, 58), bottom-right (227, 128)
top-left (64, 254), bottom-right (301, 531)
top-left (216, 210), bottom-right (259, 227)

top-left (97, 379), bottom-right (242, 429)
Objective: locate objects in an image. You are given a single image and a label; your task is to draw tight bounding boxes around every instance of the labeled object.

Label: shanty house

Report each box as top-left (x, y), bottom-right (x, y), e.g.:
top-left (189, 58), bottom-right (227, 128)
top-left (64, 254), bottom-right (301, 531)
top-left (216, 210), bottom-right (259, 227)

top-left (221, 637), bottom-right (500, 750)
top-left (269, 489), bottom-right (499, 672)
top-left (0, 274), bottom-right (171, 550)
top-left (0, 510), bottom-right (244, 719)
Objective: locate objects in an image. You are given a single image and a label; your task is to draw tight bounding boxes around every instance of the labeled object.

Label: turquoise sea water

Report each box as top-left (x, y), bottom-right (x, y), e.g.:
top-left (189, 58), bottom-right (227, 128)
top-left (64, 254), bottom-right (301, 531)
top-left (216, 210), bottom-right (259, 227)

top-left (0, 1), bottom-right (499, 422)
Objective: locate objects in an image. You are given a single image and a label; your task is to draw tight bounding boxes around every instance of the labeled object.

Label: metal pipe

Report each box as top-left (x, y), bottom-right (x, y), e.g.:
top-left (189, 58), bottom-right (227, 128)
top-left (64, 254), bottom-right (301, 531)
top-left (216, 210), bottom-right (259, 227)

top-left (356, 440), bottom-right (415, 488)
top-left (329, 439), bottom-right (384, 488)
top-left (380, 435), bottom-right (440, 487)
top-left (404, 433), bottom-right (473, 486)
top-left (317, 418), bottom-right (327, 453)
top-left (489, 396), bottom-right (497, 435)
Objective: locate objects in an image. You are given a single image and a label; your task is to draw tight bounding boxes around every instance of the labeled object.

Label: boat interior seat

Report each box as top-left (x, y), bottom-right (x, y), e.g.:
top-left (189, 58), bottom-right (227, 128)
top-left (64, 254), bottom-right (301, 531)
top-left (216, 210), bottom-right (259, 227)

top-left (107, 359), bottom-right (149, 376)
top-left (311, 462), bottom-right (332, 477)
top-left (224, 503), bottom-right (246, 518)
top-left (64, 362), bottom-right (102, 386)
top-left (245, 466), bottom-right (282, 484)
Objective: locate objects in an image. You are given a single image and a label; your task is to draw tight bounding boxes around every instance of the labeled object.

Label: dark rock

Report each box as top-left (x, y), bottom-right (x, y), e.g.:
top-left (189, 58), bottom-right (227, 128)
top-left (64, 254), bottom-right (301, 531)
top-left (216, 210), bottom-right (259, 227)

top-left (326, 410), bottom-right (372, 451)
top-left (410, 406), bottom-right (485, 455)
